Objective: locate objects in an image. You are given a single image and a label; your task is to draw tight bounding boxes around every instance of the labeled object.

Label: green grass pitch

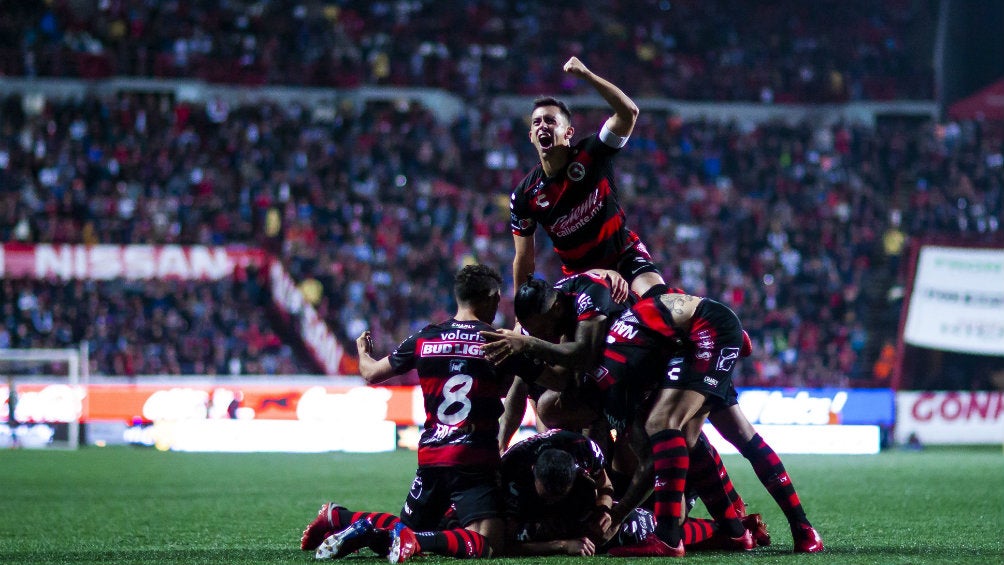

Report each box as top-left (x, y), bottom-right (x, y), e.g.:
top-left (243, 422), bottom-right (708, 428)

top-left (1, 445), bottom-right (1001, 565)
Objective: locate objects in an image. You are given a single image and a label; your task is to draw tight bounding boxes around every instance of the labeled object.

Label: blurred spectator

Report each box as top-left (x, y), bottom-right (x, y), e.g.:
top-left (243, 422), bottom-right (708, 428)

top-left (0, 277), bottom-right (308, 376)
top-left (2, 91), bottom-right (1001, 383)
top-left (0, 0), bottom-right (934, 102)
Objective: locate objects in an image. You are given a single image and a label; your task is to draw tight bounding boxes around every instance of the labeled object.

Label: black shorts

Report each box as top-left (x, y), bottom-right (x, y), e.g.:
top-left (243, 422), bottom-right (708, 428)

top-left (561, 241), bottom-right (660, 283)
top-left (661, 300), bottom-right (743, 403)
top-left (399, 466), bottom-right (502, 530)
top-left (613, 241), bottom-right (660, 282)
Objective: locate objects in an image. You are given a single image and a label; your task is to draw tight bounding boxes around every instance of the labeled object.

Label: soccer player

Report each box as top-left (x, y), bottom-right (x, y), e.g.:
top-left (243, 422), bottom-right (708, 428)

top-left (487, 271), bottom-right (629, 452)
top-left (600, 292), bottom-right (822, 556)
top-left (485, 276), bottom-right (761, 552)
top-left (301, 264), bottom-right (540, 562)
top-left (510, 56), bottom-right (667, 299)
top-left (500, 429), bottom-right (768, 557)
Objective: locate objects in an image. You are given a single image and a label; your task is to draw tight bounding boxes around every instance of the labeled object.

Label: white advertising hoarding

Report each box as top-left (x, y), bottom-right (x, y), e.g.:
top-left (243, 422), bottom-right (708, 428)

top-left (903, 246), bottom-right (1004, 355)
top-left (895, 391), bottom-right (1004, 445)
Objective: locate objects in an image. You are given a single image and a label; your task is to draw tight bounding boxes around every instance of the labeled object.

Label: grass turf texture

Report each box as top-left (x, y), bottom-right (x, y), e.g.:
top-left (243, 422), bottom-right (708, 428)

top-left (1, 445), bottom-right (1000, 565)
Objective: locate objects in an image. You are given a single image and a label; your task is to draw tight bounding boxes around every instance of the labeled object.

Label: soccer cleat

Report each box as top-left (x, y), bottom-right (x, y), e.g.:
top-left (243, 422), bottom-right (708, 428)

top-left (386, 522), bottom-right (419, 563)
top-left (314, 518), bottom-right (375, 560)
top-left (688, 525), bottom-right (754, 552)
top-left (608, 534), bottom-right (685, 558)
top-left (792, 524), bottom-right (824, 553)
top-left (742, 513), bottom-right (771, 547)
top-left (725, 528), bottom-right (755, 551)
top-left (732, 497), bottom-right (747, 518)
top-left (302, 502), bottom-right (344, 551)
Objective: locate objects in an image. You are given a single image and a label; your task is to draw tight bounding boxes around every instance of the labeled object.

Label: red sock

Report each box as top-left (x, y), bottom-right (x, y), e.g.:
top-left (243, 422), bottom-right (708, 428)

top-left (336, 509), bottom-right (401, 530)
top-left (415, 528), bottom-right (489, 558)
top-left (682, 518), bottom-right (718, 545)
top-left (740, 433), bottom-right (811, 528)
top-left (689, 434), bottom-right (745, 536)
top-left (651, 429), bottom-right (688, 546)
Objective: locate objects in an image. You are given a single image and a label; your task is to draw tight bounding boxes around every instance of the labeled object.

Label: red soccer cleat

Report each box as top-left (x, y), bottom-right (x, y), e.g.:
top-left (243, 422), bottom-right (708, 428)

top-left (742, 513), bottom-right (771, 547)
top-left (387, 522), bottom-right (420, 563)
top-left (792, 524), bottom-right (824, 553)
top-left (609, 534), bottom-right (685, 558)
top-left (301, 502), bottom-right (343, 551)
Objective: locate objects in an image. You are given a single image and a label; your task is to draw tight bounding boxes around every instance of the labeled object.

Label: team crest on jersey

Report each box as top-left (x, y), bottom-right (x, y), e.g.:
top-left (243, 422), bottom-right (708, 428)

top-left (567, 162), bottom-right (586, 182)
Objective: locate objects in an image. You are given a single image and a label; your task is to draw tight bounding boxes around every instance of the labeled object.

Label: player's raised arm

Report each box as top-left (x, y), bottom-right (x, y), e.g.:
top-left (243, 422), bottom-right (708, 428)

top-left (355, 331), bottom-right (395, 384)
top-left (562, 56), bottom-right (638, 139)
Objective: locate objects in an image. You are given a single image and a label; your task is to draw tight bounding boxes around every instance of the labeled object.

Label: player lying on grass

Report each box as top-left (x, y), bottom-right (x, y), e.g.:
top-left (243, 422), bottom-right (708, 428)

top-left (498, 428), bottom-right (769, 556)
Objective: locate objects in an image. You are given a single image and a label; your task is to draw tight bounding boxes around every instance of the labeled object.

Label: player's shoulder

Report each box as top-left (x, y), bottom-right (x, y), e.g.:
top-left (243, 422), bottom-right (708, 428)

top-left (512, 165), bottom-right (544, 196)
top-left (561, 271), bottom-right (608, 290)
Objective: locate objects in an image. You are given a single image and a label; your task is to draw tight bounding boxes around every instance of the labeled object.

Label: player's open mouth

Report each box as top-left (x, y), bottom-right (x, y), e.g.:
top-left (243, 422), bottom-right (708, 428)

top-left (538, 133), bottom-right (553, 149)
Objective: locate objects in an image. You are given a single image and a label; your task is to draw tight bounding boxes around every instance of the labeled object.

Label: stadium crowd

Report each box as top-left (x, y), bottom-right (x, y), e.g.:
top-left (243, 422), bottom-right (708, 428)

top-left (1, 90), bottom-right (1001, 383)
top-left (1, 0), bottom-right (934, 101)
top-left (1, 1), bottom-right (999, 385)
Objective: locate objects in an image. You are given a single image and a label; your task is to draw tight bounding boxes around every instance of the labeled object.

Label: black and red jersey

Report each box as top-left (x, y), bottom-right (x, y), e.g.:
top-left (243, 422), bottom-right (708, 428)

top-left (500, 429), bottom-right (606, 521)
top-left (510, 133), bottom-right (642, 273)
top-left (553, 271), bottom-right (633, 323)
top-left (603, 295), bottom-right (698, 377)
top-left (389, 318), bottom-right (526, 470)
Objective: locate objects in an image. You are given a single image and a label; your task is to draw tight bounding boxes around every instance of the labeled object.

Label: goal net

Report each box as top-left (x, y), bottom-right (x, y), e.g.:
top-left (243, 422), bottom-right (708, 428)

top-left (1, 346), bottom-right (87, 449)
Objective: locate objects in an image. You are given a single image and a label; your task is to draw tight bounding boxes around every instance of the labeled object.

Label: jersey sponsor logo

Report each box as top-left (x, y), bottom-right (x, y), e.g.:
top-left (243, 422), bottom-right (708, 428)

top-left (551, 188), bottom-right (603, 237)
top-left (668, 357), bottom-right (684, 366)
top-left (703, 376), bottom-right (720, 387)
top-left (667, 365), bottom-right (681, 381)
top-left (609, 319), bottom-right (638, 340)
top-left (695, 351), bottom-right (713, 360)
top-left (716, 347), bottom-right (741, 372)
top-left (567, 161), bottom-right (586, 182)
top-left (535, 191), bottom-right (551, 208)
top-left (440, 329), bottom-right (482, 341)
top-left (585, 365), bottom-right (613, 386)
top-left (421, 340), bottom-right (483, 357)
top-left (576, 293), bottom-right (595, 316)
top-left (449, 359), bottom-right (468, 373)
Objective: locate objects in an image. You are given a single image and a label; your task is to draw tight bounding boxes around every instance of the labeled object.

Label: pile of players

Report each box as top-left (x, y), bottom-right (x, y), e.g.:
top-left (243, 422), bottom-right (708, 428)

top-left (299, 57), bottom-right (824, 561)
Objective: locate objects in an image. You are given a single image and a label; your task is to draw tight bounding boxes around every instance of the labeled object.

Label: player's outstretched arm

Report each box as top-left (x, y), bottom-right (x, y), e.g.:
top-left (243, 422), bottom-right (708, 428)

top-left (499, 377), bottom-right (530, 453)
top-left (562, 56), bottom-right (638, 138)
top-left (355, 331), bottom-right (394, 384)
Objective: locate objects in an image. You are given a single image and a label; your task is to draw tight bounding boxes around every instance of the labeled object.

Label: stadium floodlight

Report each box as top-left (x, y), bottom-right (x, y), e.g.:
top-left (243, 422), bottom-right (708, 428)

top-left (1, 345), bottom-right (88, 450)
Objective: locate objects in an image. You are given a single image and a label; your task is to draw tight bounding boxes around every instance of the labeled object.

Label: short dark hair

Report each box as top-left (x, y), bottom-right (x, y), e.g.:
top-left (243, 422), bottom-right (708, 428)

top-left (532, 96), bottom-right (572, 122)
top-left (514, 276), bottom-right (555, 323)
top-left (454, 264), bottom-right (502, 304)
top-left (534, 448), bottom-right (578, 498)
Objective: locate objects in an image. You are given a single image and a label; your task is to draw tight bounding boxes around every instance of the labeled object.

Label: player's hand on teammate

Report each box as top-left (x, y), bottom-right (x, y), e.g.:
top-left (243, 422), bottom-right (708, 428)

top-left (584, 268), bottom-right (629, 303)
top-left (561, 537), bottom-right (596, 556)
top-left (480, 329), bottom-right (528, 364)
top-left (587, 506), bottom-right (614, 541)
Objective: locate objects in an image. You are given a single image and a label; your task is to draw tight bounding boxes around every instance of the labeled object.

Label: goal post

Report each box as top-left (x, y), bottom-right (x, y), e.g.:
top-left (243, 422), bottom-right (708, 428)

top-left (1, 345), bottom-right (88, 449)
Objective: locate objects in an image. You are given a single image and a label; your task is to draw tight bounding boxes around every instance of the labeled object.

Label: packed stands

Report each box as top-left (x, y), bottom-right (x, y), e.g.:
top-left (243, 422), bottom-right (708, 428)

top-left (2, 1), bottom-right (1000, 388)
top-left (2, 89), bottom-right (1000, 385)
top-left (1, 0), bottom-right (934, 101)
